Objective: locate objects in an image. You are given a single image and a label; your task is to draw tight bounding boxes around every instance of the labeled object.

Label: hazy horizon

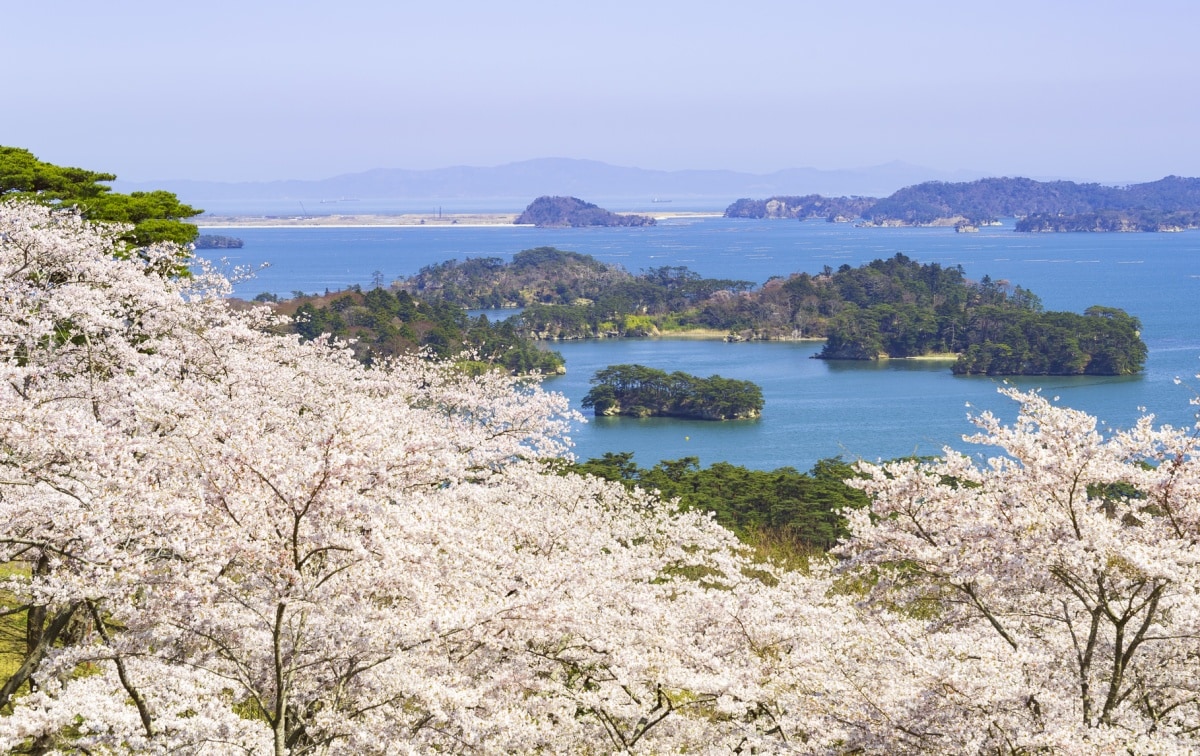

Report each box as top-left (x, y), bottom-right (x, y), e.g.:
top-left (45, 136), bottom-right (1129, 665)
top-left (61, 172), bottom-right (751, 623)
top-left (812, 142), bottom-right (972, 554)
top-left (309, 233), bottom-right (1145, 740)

top-left (9, 1), bottom-right (1199, 186)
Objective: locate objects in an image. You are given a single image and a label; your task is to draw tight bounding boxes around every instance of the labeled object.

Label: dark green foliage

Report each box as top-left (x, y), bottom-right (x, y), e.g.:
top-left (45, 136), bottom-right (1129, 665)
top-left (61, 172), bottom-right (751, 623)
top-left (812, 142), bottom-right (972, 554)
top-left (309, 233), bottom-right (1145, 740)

top-left (569, 454), bottom-right (869, 551)
top-left (697, 253), bottom-right (977, 345)
top-left (404, 247), bottom-right (752, 339)
top-left (581, 364), bottom-right (763, 420)
top-left (84, 191), bottom-right (202, 247)
top-left (405, 247), bottom-right (629, 309)
top-left (407, 244), bottom-right (1144, 374)
top-left (406, 245), bottom-right (1143, 375)
top-left (511, 246), bottom-right (608, 271)
top-left (775, 255), bottom-right (1145, 375)
top-left (280, 288), bottom-right (564, 374)
top-left (953, 305), bottom-right (1147, 375)
top-left (514, 196), bottom-right (655, 227)
top-left (0, 146), bottom-right (201, 247)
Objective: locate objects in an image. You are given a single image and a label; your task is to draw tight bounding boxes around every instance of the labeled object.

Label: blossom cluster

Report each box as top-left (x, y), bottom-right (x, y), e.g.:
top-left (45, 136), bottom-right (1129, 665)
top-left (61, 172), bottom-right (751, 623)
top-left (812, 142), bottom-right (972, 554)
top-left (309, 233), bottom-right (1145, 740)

top-left (0, 200), bottom-right (1198, 754)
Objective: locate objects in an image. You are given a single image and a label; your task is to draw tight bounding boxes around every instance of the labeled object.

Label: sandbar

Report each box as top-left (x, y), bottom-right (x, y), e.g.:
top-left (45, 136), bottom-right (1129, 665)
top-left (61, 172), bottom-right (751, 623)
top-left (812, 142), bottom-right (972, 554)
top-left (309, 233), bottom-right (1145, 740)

top-left (193, 211), bottom-right (722, 229)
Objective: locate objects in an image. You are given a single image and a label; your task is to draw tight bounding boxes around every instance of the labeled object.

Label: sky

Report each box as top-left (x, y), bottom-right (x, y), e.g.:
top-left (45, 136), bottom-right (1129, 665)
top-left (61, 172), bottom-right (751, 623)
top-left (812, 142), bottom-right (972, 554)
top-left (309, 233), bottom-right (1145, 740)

top-left (7, 0), bottom-right (1199, 184)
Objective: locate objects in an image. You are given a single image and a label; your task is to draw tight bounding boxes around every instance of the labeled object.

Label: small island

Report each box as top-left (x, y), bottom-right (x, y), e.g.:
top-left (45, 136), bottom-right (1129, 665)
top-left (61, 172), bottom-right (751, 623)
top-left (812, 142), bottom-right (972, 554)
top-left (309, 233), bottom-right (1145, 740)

top-left (515, 196), bottom-right (656, 227)
top-left (582, 364), bottom-right (763, 420)
top-left (194, 234), bottom-right (244, 249)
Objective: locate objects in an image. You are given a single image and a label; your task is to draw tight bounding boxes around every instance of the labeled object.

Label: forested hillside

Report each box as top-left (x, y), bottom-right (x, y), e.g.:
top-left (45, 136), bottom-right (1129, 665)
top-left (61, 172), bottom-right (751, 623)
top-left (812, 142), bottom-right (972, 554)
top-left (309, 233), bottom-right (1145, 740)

top-left (723, 194), bottom-right (874, 221)
top-left (402, 246), bottom-right (753, 338)
top-left (404, 247), bottom-right (1145, 376)
top-left (699, 254), bottom-right (1146, 375)
top-left (402, 246), bottom-right (632, 308)
top-left (270, 287), bottom-right (564, 374)
top-left (862, 176), bottom-right (1107, 225)
top-left (725, 175), bottom-right (1200, 231)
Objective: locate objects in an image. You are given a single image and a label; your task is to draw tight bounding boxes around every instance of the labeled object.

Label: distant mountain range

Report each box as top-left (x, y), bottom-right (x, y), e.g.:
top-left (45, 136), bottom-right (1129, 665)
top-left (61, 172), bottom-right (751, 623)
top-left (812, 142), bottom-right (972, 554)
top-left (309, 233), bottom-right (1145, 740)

top-left (111, 158), bottom-right (986, 213)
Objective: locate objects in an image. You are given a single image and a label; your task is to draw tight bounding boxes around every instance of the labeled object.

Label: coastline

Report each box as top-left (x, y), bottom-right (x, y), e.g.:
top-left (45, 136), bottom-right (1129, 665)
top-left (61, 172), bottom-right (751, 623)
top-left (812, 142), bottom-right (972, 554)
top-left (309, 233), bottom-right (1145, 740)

top-left (880, 352), bottom-right (960, 361)
top-left (654, 328), bottom-right (824, 342)
top-left (533, 329), bottom-right (826, 342)
top-left (195, 210), bottom-right (723, 229)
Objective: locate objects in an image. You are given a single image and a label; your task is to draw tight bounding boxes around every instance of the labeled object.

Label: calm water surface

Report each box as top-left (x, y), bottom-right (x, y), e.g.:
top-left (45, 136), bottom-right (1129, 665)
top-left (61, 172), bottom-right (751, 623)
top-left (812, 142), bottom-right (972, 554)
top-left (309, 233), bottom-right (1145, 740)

top-left (204, 219), bottom-right (1200, 470)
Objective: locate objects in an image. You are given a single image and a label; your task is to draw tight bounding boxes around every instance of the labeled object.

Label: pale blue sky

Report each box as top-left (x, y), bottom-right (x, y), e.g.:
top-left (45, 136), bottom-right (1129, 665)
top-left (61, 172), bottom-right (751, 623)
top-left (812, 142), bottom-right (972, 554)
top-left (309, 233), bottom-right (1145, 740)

top-left (7, 0), bottom-right (1198, 183)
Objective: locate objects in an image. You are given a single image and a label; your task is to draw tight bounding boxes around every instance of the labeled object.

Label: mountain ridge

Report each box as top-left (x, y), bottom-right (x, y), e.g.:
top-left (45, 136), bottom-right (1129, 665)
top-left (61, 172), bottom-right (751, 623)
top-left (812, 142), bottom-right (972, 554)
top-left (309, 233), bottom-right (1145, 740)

top-left (111, 158), bottom-right (986, 209)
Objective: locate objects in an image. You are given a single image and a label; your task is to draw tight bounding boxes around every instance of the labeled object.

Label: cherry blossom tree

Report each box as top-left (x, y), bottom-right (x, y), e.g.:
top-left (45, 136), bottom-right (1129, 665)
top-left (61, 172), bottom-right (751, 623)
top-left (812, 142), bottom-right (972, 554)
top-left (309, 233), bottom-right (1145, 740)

top-left (835, 388), bottom-right (1200, 753)
top-left (4, 199), bottom-right (1200, 754)
top-left (0, 200), bottom-right (830, 753)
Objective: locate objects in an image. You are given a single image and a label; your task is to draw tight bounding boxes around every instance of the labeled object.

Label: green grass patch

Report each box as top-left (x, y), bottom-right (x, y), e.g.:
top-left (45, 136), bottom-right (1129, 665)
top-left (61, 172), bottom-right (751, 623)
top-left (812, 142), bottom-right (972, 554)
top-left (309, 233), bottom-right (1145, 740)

top-left (0, 561), bottom-right (31, 689)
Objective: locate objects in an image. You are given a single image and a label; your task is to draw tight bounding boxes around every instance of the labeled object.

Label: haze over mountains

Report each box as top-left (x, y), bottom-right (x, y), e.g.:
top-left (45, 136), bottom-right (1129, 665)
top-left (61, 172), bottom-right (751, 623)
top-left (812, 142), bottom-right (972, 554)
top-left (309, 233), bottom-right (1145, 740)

top-left (112, 158), bottom-right (987, 213)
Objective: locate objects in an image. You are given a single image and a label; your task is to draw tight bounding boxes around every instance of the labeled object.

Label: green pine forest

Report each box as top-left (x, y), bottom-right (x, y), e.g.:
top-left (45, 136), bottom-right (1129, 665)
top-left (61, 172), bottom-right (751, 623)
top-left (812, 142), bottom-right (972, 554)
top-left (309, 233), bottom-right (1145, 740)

top-left (582, 364), bottom-right (764, 420)
top-left (567, 454), bottom-right (870, 558)
top-left (270, 287), bottom-right (565, 375)
top-left (402, 248), bottom-right (1146, 376)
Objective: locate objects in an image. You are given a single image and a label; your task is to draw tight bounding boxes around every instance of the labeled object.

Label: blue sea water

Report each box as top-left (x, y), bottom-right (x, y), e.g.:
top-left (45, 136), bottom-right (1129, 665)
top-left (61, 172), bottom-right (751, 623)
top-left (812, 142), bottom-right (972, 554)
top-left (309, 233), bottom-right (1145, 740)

top-left (202, 218), bottom-right (1200, 470)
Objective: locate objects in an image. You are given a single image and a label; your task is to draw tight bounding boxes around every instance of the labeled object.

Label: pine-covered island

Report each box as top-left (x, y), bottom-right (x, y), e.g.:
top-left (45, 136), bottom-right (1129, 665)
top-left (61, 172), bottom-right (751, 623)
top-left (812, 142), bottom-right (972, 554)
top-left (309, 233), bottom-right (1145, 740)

top-left (398, 248), bottom-right (1147, 377)
top-left (582, 364), bottom-right (764, 420)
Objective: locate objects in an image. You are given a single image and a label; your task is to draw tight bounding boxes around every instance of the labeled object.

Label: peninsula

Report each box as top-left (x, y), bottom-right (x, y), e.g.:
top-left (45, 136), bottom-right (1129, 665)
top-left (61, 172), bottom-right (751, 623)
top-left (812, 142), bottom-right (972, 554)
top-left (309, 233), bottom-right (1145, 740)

top-left (726, 175), bottom-right (1200, 232)
top-left (263, 287), bottom-right (564, 376)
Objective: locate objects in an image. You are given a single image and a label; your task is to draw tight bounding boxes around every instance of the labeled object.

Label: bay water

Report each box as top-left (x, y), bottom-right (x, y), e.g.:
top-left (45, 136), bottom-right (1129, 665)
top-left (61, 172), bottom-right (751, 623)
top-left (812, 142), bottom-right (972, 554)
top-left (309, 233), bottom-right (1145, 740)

top-left (204, 218), bottom-right (1200, 470)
